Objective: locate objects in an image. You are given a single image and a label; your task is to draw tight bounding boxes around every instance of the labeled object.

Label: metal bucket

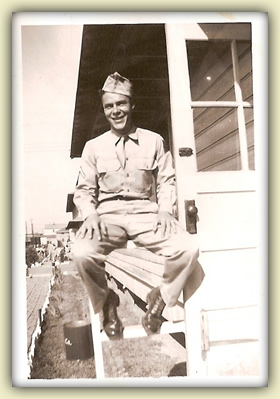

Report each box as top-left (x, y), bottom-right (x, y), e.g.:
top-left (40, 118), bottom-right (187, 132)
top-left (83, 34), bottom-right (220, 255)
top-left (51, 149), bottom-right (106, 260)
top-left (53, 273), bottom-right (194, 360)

top-left (63, 320), bottom-right (94, 360)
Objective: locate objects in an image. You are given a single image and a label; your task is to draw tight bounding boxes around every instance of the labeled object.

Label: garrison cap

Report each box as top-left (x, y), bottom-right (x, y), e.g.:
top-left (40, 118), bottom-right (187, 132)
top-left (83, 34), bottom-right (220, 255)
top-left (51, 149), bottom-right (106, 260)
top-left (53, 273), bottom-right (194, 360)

top-left (101, 72), bottom-right (133, 97)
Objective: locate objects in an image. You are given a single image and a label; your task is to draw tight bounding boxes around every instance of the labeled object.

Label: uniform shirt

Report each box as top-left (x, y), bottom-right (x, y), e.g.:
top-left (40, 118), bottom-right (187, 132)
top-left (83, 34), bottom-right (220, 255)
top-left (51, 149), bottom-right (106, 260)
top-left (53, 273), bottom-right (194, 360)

top-left (74, 128), bottom-right (176, 219)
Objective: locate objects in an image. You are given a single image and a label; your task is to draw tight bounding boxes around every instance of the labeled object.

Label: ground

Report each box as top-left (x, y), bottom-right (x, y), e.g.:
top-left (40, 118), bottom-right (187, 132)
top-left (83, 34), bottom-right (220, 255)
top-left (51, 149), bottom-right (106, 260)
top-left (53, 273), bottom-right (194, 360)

top-left (30, 267), bottom-right (187, 380)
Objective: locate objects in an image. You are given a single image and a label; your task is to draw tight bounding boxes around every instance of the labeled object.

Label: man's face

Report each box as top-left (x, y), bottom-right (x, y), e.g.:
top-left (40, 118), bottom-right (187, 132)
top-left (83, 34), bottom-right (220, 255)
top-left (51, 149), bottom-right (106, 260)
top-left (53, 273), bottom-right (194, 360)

top-left (102, 92), bottom-right (134, 135)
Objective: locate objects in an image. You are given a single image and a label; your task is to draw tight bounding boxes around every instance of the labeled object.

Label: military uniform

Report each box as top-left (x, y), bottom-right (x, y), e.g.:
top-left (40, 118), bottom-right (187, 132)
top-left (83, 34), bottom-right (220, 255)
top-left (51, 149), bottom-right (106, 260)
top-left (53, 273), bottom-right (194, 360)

top-left (72, 72), bottom-right (204, 336)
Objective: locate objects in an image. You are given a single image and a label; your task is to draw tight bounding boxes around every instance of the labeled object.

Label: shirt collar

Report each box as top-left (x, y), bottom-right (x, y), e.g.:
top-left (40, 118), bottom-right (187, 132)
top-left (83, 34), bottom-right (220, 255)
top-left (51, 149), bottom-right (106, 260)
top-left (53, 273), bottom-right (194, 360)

top-left (111, 128), bottom-right (139, 145)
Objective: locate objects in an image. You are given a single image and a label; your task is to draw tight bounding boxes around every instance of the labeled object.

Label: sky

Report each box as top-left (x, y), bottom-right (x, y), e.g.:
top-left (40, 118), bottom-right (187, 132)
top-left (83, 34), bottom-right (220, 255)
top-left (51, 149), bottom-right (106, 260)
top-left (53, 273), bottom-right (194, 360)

top-left (21, 24), bottom-right (83, 233)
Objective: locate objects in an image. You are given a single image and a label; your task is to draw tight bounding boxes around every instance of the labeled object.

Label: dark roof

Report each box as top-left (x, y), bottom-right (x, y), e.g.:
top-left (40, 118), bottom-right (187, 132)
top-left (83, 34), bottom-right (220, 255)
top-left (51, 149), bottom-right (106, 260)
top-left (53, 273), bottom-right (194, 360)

top-left (56, 229), bottom-right (70, 234)
top-left (66, 216), bottom-right (83, 230)
top-left (70, 24), bottom-right (170, 158)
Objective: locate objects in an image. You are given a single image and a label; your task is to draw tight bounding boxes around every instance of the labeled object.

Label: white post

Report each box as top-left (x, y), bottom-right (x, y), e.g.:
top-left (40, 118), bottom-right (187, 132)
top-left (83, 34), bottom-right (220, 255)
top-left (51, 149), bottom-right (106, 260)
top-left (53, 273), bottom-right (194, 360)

top-left (89, 299), bottom-right (105, 379)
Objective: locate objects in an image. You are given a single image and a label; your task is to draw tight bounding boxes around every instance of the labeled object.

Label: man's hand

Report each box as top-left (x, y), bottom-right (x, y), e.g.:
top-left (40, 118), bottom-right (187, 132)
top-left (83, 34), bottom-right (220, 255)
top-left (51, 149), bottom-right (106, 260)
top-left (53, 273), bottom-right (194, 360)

top-left (76, 214), bottom-right (108, 241)
top-left (153, 211), bottom-right (178, 237)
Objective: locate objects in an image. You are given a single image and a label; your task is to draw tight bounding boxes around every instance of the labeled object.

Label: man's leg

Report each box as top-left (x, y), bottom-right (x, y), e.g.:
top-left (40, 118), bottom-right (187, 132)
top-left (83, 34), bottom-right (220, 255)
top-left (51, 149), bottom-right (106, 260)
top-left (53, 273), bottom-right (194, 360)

top-left (71, 222), bottom-right (128, 339)
top-left (128, 214), bottom-right (204, 333)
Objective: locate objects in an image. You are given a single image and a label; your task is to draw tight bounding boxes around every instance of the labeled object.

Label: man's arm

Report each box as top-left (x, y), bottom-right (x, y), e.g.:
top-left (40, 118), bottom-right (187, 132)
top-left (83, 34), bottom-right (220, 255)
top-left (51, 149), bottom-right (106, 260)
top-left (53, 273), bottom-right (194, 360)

top-left (153, 136), bottom-right (179, 236)
top-left (74, 142), bottom-right (106, 240)
top-left (74, 141), bottom-right (99, 219)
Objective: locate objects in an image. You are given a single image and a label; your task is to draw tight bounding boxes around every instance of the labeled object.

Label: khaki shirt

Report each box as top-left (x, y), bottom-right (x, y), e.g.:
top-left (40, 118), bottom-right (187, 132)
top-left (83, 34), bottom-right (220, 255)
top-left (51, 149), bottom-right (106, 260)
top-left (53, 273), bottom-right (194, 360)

top-left (74, 128), bottom-right (176, 219)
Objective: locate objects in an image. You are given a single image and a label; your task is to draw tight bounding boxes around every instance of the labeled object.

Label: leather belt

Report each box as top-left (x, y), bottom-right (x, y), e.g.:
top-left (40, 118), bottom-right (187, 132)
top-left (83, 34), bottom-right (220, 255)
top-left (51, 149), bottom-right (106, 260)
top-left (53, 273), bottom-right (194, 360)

top-left (99, 196), bottom-right (149, 204)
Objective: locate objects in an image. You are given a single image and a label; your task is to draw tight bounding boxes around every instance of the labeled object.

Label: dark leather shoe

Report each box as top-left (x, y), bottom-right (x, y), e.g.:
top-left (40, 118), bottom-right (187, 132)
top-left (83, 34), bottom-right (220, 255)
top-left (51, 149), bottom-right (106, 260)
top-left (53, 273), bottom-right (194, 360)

top-left (142, 287), bottom-right (165, 335)
top-left (103, 289), bottom-right (123, 340)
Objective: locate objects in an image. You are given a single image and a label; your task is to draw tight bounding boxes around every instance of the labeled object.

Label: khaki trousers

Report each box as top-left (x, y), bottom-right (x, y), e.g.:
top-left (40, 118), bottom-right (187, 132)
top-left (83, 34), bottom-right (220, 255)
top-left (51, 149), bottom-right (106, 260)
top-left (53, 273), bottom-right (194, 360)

top-left (72, 200), bottom-right (205, 313)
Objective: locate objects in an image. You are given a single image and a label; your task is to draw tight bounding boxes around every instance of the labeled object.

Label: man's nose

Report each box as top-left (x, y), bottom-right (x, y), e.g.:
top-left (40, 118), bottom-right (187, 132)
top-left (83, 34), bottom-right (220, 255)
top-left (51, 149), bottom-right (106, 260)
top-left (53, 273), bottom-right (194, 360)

top-left (112, 104), bottom-right (120, 114)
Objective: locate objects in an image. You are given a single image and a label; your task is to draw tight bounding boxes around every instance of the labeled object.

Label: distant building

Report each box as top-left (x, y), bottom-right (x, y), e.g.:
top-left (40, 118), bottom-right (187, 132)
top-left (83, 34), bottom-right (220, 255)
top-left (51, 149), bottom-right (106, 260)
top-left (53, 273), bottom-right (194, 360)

top-left (25, 233), bottom-right (42, 247)
top-left (43, 223), bottom-right (69, 246)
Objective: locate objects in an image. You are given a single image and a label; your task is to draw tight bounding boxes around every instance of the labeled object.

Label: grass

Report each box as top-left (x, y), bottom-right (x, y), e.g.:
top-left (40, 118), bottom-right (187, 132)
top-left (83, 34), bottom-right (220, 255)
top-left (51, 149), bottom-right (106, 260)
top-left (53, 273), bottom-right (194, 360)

top-left (30, 268), bottom-right (186, 380)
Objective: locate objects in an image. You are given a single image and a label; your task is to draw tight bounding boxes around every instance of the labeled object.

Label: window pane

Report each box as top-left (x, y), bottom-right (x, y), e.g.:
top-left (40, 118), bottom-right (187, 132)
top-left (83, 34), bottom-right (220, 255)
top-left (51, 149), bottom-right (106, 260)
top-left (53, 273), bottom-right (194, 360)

top-left (194, 107), bottom-right (241, 171)
top-left (187, 41), bottom-right (235, 101)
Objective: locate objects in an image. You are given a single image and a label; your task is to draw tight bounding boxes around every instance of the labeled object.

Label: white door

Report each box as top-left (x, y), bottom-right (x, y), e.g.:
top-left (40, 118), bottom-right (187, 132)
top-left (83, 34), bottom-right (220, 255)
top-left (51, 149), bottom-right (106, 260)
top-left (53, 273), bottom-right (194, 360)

top-left (165, 23), bottom-right (264, 377)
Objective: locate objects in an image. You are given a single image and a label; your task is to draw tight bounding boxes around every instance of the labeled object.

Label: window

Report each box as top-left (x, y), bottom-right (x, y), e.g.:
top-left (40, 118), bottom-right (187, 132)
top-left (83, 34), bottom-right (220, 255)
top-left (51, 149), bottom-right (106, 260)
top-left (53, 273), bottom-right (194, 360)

top-left (187, 39), bottom-right (254, 171)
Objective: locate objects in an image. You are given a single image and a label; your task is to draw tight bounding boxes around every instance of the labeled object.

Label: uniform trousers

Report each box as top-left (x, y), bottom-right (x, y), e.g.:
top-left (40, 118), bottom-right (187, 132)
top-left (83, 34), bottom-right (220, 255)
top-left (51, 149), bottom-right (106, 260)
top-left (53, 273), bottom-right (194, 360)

top-left (72, 200), bottom-right (205, 314)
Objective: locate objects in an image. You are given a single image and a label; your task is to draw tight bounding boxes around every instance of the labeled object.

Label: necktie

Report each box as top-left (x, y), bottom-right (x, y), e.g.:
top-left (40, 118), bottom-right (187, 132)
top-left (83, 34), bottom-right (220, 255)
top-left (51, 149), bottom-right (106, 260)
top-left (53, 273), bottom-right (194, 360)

top-left (116, 136), bottom-right (127, 169)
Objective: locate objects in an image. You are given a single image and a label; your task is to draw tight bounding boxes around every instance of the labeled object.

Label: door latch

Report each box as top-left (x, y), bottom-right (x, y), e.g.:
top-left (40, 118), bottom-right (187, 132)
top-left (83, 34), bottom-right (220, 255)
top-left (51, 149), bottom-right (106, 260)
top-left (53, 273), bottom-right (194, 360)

top-left (185, 200), bottom-right (198, 234)
top-left (179, 147), bottom-right (193, 157)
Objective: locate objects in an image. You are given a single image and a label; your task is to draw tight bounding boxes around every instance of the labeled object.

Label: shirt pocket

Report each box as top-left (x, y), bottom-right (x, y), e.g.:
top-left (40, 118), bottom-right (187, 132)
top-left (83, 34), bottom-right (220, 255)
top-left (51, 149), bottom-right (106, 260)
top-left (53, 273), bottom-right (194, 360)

top-left (131, 158), bottom-right (158, 193)
top-left (96, 159), bottom-right (123, 193)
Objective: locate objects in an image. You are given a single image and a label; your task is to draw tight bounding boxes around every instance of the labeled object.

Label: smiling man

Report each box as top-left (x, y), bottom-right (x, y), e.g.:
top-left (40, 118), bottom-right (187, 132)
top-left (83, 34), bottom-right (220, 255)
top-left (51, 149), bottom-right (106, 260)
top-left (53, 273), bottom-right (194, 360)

top-left (72, 72), bottom-right (204, 340)
top-left (102, 93), bottom-right (134, 135)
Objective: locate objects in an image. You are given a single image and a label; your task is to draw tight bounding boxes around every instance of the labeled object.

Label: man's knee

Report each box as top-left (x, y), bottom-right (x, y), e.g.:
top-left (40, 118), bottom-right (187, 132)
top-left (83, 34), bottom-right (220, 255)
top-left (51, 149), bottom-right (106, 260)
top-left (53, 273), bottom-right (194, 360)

top-left (180, 233), bottom-right (200, 260)
top-left (71, 237), bottom-right (95, 260)
top-left (71, 237), bottom-right (106, 268)
top-left (71, 239), bottom-right (84, 259)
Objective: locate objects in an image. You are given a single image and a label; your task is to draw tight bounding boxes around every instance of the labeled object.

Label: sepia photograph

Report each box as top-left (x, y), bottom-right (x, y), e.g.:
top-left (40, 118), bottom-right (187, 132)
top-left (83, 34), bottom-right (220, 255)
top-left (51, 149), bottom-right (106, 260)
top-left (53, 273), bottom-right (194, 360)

top-left (12, 11), bottom-right (268, 387)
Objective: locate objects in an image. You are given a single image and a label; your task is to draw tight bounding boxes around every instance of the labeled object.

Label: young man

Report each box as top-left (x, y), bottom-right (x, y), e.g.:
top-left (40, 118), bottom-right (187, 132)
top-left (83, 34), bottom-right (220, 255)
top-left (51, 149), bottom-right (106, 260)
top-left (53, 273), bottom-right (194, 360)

top-left (72, 72), bottom-right (204, 339)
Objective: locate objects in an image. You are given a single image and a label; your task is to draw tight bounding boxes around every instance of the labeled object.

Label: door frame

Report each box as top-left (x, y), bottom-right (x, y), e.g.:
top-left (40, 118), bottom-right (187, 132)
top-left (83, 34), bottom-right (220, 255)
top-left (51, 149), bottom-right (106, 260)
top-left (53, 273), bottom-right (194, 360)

top-left (164, 21), bottom-right (266, 379)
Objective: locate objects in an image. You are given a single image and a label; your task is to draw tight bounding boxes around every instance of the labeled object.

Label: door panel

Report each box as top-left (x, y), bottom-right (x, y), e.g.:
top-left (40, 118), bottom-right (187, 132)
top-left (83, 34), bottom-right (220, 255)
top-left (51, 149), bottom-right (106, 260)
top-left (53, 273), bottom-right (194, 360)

top-left (197, 190), bottom-right (256, 250)
top-left (199, 248), bottom-right (258, 309)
